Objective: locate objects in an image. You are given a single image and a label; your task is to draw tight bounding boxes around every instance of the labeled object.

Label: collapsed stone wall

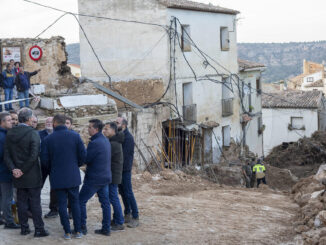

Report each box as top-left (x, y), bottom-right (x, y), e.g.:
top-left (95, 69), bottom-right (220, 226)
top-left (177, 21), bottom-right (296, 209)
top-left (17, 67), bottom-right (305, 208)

top-left (0, 36), bottom-right (77, 96)
top-left (42, 104), bottom-right (117, 118)
top-left (291, 165), bottom-right (326, 244)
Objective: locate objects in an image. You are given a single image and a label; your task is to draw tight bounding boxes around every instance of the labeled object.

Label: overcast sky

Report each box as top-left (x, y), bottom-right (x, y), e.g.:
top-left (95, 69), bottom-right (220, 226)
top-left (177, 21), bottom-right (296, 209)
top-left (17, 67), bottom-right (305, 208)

top-left (1, 0), bottom-right (326, 44)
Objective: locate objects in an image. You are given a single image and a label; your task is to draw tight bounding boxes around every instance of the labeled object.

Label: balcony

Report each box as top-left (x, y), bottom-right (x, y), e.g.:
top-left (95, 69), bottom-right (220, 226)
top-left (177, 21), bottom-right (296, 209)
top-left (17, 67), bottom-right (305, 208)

top-left (222, 98), bottom-right (233, 117)
top-left (183, 104), bottom-right (197, 123)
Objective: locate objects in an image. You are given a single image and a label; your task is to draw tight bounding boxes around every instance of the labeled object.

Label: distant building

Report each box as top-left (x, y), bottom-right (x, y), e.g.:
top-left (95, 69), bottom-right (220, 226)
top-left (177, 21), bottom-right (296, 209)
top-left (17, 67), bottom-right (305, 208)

top-left (238, 59), bottom-right (266, 157)
top-left (288, 59), bottom-right (326, 93)
top-left (262, 90), bottom-right (326, 155)
top-left (68, 64), bottom-right (81, 78)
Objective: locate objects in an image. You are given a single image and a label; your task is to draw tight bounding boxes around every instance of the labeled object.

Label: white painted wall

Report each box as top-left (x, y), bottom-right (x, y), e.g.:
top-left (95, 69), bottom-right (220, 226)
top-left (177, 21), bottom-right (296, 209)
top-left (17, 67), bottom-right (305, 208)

top-left (302, 71), bottom-right (323, 85)
top-left (262, 108), bottom-right (319, 156)
top-left (239, 69), bottom-right (264, 157)
top-left (168, 9), bottom-right (240, 163)
top-left (78, 0), bottom-right (169, 83)
top-left (167, 8), bottom-right (238, 78)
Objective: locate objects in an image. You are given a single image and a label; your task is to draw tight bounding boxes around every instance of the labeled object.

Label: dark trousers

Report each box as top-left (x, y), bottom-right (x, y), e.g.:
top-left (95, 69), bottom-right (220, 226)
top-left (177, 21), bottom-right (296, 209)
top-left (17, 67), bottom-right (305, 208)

top-left (0, 187), bottom-right (2, 216)
top-left (42, 167), bottom-right (58, 212)
top-left (17, 188), bottom-right (44, 230)
top-left (250, 175), bottom-right (256, 188)
top-left (0, 182), bottom-right (14, 224)
top-left (4, 88), bottom-right (13, 111)
top-left (49, 189), bottom-right (58, 212)
top-left (244, 175), bottom-right (251, 188)
top-left (42, 167), bottom-right (71, 212)
top-left (56, 187), bottom-right (81, 234)
top-left (257, 177), bottom-right (267, 188)
top-left (109, 184), bottom-right (124, 225)
top-left (79, 183), bottom-right (110, 232)
top-left (119, 171), bottom-right (139, 219)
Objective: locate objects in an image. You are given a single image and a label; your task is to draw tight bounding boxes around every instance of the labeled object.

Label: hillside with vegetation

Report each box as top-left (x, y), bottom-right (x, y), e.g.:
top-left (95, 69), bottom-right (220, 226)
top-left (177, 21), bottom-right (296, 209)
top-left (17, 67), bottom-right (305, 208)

top-left (238, 41), bottom-right (326, 83)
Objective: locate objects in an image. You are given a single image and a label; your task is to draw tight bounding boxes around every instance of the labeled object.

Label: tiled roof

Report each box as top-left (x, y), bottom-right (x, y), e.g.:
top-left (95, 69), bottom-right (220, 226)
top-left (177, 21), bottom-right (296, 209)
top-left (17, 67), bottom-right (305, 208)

top-left (262, 90), bottom-right (323, 109)
top-left (303, 79), bottom-right (324, 88)
top-left (158, 0), bottom-right (239, 15)
top-left (238, 59), bottom-right (265, 71)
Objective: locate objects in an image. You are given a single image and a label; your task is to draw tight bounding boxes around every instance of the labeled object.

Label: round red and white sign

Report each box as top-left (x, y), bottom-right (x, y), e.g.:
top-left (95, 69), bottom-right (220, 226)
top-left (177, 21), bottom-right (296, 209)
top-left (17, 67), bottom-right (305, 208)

top-left (29, 45), bottom-right (43, 61)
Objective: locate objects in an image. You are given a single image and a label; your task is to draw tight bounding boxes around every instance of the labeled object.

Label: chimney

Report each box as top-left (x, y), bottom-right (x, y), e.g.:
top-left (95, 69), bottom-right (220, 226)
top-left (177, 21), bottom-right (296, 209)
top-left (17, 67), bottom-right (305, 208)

top-left (303, 59), bottom-right (308, 74)
top-left (280, 80), bottom-right (285, 91)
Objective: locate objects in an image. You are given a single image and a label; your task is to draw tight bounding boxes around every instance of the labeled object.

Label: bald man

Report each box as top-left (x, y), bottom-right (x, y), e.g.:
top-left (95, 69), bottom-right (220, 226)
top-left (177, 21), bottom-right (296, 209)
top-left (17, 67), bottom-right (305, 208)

top-left (31, 115), bottom-right (38, 129)
top-left (39, 117), bottom-right (53, 143)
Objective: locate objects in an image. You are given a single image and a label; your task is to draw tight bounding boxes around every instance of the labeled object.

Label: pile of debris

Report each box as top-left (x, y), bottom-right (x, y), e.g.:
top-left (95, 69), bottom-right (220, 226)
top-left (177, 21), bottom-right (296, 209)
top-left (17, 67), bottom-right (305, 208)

top-left (291, 164), bottom-right (326, 244)
top-left (265, 131), bottom-right (326, 178)
top-left (140, 169), bottom-right (216, 196)
top-left (265, 164), bottom-right (298, 191)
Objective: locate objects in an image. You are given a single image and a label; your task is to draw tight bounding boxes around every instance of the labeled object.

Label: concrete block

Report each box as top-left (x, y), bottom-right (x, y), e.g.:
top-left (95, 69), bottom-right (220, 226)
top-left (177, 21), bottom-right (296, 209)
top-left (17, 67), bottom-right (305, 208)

top-left (31, 84), bottom-right (45, 95)
top-left (40, 97), bottom-right (60, 110)
top-left (59, 94), bottom-right (109, 108)
top-left (40, 94), bottom-right (116, 110)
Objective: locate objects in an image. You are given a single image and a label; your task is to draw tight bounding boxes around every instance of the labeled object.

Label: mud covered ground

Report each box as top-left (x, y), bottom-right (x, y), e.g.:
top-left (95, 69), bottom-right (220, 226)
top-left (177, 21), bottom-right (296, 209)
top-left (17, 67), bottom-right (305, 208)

top-left (0, 170), bottom-right (301, 245)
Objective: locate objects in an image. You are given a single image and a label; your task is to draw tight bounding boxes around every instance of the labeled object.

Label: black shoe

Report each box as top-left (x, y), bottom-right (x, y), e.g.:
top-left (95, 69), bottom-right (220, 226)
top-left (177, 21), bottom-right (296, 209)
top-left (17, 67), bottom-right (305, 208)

top-left (34, 229), bottom-right (49, 237)
top-left (44, 210), bottom-right (58, 218)
top-left (81, 225), bottom-right (87, 235)
top-left (127, 217), bottom-right (139, 228)
top-left (94, 229), bottom-right (110, 236)
top-left (4, 223), bottom-right (20, 229)
top-left (21, 227), bottom-right (31, 235)
top-left (111, 223), bottom-right (125, 232)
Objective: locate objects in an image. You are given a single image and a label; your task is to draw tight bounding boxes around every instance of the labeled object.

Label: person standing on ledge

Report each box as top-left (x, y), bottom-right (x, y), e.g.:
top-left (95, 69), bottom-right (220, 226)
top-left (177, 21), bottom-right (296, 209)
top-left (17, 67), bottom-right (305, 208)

top-left (14, 65), bottom-right (40, 108)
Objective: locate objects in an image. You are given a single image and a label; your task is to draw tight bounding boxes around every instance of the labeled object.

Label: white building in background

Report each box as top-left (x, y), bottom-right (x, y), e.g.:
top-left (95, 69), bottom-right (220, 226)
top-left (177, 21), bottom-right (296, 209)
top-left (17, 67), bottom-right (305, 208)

top-left (262, 90), bottom-right (326, 155)
top-left (78, 0), bottom-right (247, 166)
top-left (238, 59), bottom-right (266, 157)
top-left (68, 64), bottom-right (81, 78)
top-left (288, 60), bottom-right (326, 93)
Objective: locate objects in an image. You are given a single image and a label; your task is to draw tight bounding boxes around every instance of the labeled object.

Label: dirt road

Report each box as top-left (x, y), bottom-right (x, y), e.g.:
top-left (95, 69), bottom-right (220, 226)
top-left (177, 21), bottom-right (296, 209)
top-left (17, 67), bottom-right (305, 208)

top-left (1, 171), bottom-right (301, 245)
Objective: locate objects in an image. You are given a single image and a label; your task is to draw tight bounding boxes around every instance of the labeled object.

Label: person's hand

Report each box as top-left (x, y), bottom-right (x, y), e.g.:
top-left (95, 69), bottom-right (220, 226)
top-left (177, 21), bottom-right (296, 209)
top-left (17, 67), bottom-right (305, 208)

top-left (12, 169), bottom-right (23, 178)
top-left (37, 69), bottom-right (41, 72)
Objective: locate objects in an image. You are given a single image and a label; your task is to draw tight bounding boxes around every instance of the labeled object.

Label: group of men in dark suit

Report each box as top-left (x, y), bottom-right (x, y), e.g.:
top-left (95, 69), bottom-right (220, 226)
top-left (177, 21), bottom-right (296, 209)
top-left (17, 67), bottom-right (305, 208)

top-left (0, 108), bottom-right (139, 239)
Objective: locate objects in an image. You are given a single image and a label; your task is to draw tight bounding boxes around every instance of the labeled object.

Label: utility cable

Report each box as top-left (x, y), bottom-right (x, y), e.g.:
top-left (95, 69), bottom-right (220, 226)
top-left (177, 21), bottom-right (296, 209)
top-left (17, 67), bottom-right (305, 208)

top-left (34, 13), bottom-right (68, 39)
top-left (22, 0), bottom-right (168, 30)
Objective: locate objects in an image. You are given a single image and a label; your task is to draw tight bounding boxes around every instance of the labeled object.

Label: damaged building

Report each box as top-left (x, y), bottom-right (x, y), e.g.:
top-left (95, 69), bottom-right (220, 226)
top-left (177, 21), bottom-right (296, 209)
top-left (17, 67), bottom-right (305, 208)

top-left (0, 37), bottom-right (77, 96)
top-left (78, 0), bottom-right (264, 169)
top-left (0, 36), bottom-right (118, 130)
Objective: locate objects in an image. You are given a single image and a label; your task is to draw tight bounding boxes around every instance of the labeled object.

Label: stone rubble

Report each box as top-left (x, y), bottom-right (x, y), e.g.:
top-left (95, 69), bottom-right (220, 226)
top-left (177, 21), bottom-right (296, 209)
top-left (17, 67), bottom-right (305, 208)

top-left (291, 164), bottom-right (326, 244)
